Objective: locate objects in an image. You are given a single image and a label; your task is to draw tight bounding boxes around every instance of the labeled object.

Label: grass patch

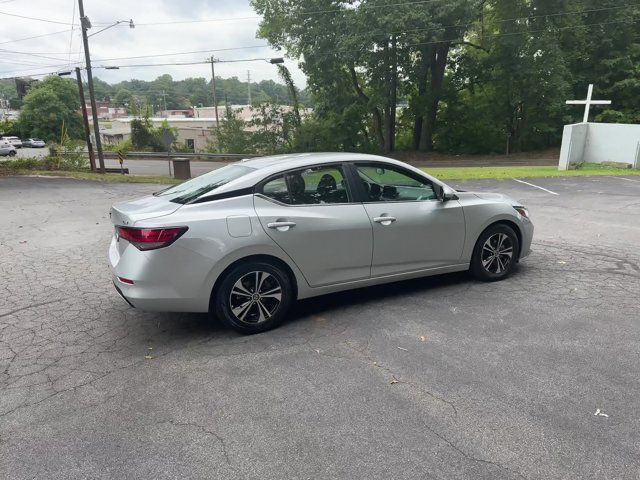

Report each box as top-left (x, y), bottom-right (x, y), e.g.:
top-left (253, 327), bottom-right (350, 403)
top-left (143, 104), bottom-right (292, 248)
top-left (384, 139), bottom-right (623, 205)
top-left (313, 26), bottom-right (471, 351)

top-left (3, 169), bottom-right (179, 185)
top-left (422, 164), bottom-right (640, 180)
top-left (2, 160), bottom-right (637, 185)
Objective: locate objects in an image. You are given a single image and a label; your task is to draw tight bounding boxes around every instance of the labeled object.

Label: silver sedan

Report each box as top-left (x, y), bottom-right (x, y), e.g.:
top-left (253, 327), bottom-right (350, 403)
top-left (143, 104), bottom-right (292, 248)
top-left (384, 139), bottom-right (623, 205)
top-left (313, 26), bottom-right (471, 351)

top-left (109, 153), bottom-right (533, 334)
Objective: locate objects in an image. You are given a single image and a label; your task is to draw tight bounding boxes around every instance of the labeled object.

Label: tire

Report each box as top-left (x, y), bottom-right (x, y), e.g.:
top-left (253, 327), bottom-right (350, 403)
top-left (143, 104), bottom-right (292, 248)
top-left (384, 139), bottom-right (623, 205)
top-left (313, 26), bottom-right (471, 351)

top-left (9, 151), bottom-right (16, 157)
top-left (213, 261), bottom-right (294, 334)
top-left (470, 224), bottom-right (520, 282)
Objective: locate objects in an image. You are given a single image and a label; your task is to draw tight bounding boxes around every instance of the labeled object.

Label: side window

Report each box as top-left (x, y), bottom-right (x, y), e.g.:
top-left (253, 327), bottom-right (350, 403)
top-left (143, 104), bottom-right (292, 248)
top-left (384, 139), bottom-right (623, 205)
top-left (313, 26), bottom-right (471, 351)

top-left (260, 165), bottom-right (351, 205)
top-left (355, 164), bottom-right (436, 202)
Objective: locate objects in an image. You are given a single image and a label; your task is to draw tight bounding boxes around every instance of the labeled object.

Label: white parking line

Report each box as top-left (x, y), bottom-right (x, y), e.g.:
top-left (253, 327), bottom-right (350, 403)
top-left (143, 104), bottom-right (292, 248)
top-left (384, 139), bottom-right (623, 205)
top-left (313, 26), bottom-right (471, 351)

top-left (609, 176), bottom-right (640, 184)
top-left (512, 178), bottom-right (560, 195)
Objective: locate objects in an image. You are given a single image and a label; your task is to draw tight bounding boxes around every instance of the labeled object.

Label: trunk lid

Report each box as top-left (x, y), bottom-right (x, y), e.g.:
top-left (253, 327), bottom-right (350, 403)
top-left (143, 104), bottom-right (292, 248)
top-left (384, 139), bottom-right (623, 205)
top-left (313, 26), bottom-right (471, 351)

top-left (110, 195), bottom-right (183, 227)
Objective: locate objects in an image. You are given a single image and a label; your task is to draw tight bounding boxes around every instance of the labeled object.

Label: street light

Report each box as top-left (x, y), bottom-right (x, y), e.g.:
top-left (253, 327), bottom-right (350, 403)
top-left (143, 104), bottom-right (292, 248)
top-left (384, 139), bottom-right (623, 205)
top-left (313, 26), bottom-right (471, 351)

top-left (88, 19), bottom-right (135, 38)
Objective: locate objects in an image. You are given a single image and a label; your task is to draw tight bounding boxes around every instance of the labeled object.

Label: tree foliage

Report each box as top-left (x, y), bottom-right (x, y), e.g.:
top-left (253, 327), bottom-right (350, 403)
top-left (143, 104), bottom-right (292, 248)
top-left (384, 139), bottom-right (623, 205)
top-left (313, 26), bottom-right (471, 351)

top-left (88, 74), bottom-right (310, 112)
top-left (17, 76), bottom-right (83, 142)
top-left (252, 0), bottom-right (640, 154)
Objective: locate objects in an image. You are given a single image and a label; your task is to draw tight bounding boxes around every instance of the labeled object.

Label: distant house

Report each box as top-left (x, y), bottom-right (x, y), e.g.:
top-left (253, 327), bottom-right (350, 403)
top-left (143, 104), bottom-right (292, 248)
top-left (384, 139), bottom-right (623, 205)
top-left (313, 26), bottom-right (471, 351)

top-left (84, 101), bottom-right (127, 120)
top-left (154, 109), bottom-right (195, 118)
top-left (101, 105), bottom-right (312, 152)
top-left (102, 117), bottom-right (217, 152)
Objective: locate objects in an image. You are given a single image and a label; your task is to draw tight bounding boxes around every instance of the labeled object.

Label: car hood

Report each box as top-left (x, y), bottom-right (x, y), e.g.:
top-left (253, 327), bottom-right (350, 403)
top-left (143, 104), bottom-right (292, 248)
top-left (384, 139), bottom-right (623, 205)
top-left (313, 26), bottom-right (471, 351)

top-left (471, 192), bottom-right (520, 206)
top-left (110, 195), bottom-right (183, 226)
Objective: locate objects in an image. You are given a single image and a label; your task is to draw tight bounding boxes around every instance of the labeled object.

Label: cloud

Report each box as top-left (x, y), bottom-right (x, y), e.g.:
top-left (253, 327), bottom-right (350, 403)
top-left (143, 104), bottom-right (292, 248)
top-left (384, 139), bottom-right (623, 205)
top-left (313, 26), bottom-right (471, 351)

top-left (0, 0), bottom-right (306, 89)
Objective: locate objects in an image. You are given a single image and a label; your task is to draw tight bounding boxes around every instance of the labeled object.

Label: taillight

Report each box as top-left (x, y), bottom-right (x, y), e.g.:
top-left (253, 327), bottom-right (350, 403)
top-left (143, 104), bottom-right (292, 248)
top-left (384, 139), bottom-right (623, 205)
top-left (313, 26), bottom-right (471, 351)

top-left (116, 226), bottom-right (188, 251)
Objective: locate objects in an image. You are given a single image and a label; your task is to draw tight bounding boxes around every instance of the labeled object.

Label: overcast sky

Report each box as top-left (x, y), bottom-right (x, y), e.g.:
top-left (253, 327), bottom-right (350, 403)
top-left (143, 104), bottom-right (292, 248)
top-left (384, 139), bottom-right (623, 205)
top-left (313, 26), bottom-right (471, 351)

top-left (0, 0), bottom-right (306, 88)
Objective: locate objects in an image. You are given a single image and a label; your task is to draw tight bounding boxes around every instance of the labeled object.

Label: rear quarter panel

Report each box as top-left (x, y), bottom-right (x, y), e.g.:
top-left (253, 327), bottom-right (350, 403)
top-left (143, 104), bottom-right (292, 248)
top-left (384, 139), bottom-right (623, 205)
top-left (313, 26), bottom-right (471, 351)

top-left (133, 195), bottom-right (309, 311)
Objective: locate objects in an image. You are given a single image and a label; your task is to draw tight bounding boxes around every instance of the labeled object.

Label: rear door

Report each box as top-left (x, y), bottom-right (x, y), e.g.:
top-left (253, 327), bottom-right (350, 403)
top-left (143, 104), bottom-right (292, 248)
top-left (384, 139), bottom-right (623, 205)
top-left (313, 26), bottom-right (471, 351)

top-left (353, 162), bottom-right (466, 277)
top-left (253, 163), bottom-right (373, 287)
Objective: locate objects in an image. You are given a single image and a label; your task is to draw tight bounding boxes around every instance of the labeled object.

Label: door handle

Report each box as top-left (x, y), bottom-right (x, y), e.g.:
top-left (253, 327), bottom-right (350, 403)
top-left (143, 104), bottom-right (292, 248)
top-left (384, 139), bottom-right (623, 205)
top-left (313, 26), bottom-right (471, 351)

top-left (267, 221), bottom-right (297, 231)
top-left (373, 216), bottom-right (397, 225)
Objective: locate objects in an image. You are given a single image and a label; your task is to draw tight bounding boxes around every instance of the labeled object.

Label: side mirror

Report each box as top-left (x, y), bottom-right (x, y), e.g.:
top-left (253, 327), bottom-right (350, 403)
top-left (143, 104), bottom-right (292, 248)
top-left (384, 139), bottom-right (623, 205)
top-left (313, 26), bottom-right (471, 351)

top-left (435, 184), bottom-right (457, 202)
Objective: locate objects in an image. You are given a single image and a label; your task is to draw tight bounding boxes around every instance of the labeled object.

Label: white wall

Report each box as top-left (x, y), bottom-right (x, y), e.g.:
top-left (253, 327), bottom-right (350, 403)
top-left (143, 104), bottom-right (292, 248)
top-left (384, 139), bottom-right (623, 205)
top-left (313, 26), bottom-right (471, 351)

top-left (559, 122), bottom-right (640, 170)
top-left (558, 123), bottom-right (588, 170)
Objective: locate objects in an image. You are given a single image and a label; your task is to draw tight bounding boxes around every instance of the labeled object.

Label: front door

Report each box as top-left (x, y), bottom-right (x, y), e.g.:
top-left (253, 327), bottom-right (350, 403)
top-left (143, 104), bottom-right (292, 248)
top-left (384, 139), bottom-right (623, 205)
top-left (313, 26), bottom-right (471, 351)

top-left (354, 163), bottom-right (466, 277)
top-left (253, 164), bottom-right (373, 287)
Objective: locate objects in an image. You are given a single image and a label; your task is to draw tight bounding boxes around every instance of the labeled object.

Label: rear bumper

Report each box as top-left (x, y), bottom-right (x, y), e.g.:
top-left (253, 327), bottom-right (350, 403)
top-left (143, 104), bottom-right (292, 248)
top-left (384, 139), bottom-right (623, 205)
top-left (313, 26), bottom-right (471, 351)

top-left (108, 235), bottom-right (212, 313)
top-left (113, 281), bottom-right (135, 308)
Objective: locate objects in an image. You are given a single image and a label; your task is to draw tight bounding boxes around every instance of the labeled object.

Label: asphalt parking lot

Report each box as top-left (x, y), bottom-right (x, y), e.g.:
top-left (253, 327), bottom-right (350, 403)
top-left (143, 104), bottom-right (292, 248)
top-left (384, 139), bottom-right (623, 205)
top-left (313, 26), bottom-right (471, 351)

top-left (1, 174), bottom-right (639, 479)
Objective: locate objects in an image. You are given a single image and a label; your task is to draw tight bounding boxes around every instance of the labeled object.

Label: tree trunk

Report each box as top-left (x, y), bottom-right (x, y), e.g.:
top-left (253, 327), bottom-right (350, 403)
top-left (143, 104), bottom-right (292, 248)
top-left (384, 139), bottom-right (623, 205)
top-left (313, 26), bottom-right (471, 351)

top-left (419, 41), bottom-right (450, 152)
top-left (349, 65), bottom-right (386, 151)
top-left (388, 36), bottom-right (398, 152)
top-left (412, 47), bottom-right (431, 150)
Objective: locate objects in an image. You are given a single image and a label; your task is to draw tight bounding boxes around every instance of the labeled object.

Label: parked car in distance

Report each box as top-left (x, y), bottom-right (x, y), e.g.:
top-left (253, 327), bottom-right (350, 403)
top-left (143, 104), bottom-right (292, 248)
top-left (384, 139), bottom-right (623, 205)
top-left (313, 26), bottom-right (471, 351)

top-left (1, 136), bottom-right (23, 148)
top-left (109, 153), bottom-right (534, 334)
top-left (22, 138), bottom-right (46, 148)
top-left (0, 141), bottom-right (17, 157)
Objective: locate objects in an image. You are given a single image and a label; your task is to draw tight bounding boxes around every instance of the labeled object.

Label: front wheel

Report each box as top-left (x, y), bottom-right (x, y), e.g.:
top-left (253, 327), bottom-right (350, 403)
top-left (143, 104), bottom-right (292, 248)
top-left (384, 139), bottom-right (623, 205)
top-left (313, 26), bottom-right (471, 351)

top-left (213, 261), bottom-right (294, 334)
top-left (8, 150), bottom-right (16, 157)
top-left (471, 224), bottom-right (520, 282)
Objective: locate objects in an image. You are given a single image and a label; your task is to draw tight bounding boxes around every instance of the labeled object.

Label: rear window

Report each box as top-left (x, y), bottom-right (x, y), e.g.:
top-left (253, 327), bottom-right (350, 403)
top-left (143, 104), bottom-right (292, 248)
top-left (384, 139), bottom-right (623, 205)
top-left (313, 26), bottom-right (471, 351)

top-left (155, 164), bottom-right (255, 204)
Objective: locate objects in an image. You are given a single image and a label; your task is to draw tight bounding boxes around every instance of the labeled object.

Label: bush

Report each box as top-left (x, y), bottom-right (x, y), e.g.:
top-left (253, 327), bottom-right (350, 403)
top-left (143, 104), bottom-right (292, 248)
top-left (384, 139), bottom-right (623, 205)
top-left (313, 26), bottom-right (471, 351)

top-left (104, 138), bottom-right (134, 153)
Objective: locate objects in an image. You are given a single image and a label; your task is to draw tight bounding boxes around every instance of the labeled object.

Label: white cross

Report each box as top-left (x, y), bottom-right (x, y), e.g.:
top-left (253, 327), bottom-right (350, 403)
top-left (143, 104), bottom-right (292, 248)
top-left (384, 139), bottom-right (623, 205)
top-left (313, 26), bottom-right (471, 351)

top-left (566, 84), bottom-right (611, 123)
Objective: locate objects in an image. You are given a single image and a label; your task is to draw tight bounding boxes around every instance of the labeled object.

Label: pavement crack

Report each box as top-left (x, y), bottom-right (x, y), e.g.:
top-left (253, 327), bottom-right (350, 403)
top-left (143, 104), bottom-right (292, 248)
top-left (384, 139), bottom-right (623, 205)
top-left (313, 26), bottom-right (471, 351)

top-left (421, 421), bottom-right (528, 479)
top-left (0, 299), bottom-right (64, 319)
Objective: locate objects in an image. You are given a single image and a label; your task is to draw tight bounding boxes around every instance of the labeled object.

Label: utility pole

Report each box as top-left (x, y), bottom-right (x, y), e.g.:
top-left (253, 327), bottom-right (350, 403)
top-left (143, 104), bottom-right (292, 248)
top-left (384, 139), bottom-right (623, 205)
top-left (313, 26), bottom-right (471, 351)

top-left (75, 67), bottom-right (96, 171)
top-left (160, 90), bottom-right (168, 117)
top-left (208, 56), bottom-right (219, 127)
top-left (78, 0), bottom-right (105, 173)
top-left (247, 70), bottom-right (251, 106)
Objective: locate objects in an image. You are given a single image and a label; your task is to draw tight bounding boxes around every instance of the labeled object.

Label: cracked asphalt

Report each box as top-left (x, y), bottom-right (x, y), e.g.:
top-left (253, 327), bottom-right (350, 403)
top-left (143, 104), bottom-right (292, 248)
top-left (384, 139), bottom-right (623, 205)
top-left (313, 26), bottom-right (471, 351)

top-left (1, 174), bottom-right (639, 479)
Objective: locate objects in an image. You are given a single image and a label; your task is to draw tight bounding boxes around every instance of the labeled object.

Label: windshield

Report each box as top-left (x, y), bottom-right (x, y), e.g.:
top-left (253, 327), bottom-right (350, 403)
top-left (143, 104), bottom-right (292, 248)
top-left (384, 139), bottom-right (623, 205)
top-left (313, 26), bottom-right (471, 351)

top-left (156, 164), bottom-right (255, 204)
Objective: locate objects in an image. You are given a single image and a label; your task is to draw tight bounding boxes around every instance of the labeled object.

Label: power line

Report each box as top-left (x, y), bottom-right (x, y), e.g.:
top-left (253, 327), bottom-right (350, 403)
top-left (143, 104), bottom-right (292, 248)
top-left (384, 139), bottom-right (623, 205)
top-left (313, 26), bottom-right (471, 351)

top-left (0, 28), bottom-right (76, 46)
top-left (100, 0), bottom-right (470, 27)
top-left (68, 0), bottom-right (77, 68)
top-left (1, 17), bottom-right (637, 80)
top-left (92, 44), bottom-right (271, 62)
top-left (0, 10), bottom-right (72, 25)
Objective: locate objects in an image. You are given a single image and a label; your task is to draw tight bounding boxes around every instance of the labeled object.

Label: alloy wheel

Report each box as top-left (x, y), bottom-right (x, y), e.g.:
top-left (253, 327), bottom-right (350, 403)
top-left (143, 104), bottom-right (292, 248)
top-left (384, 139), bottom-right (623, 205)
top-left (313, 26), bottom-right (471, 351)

top-left (228, 271), bottom-right (283, 324)
top-left (481, 233), bottom-right (514, 274)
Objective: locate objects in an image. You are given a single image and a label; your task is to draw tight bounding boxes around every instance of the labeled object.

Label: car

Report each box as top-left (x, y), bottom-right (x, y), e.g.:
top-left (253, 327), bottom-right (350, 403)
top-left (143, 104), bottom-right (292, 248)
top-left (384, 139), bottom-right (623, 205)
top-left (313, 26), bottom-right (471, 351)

top-left (22, 138), bottom-right (46, 148)
top-left (0, 141), bottom-right (17, 157)
top-left (109, 153), bottom-right (534, 334)
top-left (1, 136), bottom-right (23, 148)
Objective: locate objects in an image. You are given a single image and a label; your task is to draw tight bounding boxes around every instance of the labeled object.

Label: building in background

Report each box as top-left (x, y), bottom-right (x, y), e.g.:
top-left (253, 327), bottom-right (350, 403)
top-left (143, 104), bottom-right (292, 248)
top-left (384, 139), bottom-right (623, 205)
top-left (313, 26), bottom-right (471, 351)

top-left (102, 117), bottom-right (217, 152)
top-left (85, 101), bottom-right (128, 120)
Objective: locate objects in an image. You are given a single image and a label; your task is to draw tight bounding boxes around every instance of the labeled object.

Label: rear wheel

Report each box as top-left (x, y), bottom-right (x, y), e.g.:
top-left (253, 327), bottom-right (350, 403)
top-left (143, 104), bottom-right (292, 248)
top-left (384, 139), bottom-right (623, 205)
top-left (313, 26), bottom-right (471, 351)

top-left (471, 224), bottom-right (520, 282)
top-left (214, 261), bottom-right (294, 334)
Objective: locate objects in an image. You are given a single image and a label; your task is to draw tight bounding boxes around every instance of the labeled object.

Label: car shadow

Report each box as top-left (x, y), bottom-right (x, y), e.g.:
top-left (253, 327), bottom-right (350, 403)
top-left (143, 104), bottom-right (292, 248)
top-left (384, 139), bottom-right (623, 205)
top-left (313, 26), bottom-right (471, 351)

top-left (289, 270), bottom-right (472, 322)
top-left (146, 264), bottom-right (526, 338)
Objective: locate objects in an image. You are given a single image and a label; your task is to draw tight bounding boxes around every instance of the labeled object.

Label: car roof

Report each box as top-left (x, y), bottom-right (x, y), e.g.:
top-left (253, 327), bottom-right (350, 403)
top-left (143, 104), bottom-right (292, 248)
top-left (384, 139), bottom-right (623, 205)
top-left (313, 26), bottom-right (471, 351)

top-left (239, 152), bottom-right (410, 170)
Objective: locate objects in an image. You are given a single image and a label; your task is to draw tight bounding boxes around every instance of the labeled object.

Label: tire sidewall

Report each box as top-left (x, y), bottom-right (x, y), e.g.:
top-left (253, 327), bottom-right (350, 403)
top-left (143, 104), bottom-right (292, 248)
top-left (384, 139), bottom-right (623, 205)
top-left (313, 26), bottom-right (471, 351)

top-left (214, 261), bottom-right (293, 334)
top-left (471, 224), bottom-right (520, 282)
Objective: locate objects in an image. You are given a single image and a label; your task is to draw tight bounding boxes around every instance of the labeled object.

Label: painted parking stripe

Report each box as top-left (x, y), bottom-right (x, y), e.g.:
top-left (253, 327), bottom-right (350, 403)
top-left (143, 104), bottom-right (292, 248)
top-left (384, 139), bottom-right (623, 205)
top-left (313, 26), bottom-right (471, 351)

top-left (609, 176), bottom-right (640, 183)
top-left (512, 178), bottom-right (560, 195)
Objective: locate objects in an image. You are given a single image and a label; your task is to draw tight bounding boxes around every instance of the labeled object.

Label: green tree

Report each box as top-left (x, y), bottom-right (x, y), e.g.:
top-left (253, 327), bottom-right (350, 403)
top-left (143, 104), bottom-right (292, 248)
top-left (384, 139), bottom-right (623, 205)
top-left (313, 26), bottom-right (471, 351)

top-left (213, 105), bottom-right (252, 154)
top-left (113, 88), bottom-right (134, 108)
top-left (252, 0), bottom-right (477, 152)
top-left (17, 76), bottom-right (83, 142)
